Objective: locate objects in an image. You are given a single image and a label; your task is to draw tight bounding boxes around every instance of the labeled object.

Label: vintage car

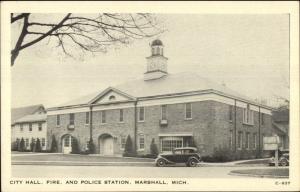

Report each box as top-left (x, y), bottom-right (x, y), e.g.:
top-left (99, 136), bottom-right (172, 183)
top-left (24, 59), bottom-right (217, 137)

top-left (269, 152), bottom-right (289, 166)
top-left (155, 147), bottom-right (201, 167)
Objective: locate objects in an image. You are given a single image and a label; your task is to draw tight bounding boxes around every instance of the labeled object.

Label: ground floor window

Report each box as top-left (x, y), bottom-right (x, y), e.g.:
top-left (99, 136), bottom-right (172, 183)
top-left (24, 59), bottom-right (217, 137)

top-left (160, 137), bottom-right (183, 152)
top-left (121, 136), bottom-right (126, 149)
top-left (253, 133), bottom-right (257, 149)
top-left (237, 132), bottom-right (242, 150)
top-left (25, 138), bottom-right (29, 148)
top-left (41, 138), bottom-right (46, 147)
top-left (138, 134), bottom-right (145, 150)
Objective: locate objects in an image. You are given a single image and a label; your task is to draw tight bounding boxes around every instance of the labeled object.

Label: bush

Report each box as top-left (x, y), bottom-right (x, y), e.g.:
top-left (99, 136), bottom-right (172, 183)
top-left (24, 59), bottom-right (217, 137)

top-left (30, 138), bottom-right (35, 152)
top-left (123, 135), bottom-right (136, 157)
top-left (150, 138), bottom-right (159, 157)
top-left (50, 135), bottom-right (58, 152)
top-left (18, 138), bottom-right (25, 152)
top-left (87, 138), bottom-right (95, 154)
top-left (11, 139), bottom-right (19, 151)
top-left (71, 137), bottom-right (80, 154)
top-left (202, 147), bottom-right (235, 162)
top-left (35, 138), bottom-right (42, 152)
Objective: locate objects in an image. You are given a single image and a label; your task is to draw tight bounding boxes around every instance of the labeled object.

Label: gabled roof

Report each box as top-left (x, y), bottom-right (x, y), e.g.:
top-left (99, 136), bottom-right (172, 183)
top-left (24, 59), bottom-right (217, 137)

top-left (48, 72), bottom-right (269, 110)
top-left (89, 87), bottom-right (136, 104)
top-left (11, 104), bottom-right (45, 124)
top-left (14, 114), bottom-right (47, 124)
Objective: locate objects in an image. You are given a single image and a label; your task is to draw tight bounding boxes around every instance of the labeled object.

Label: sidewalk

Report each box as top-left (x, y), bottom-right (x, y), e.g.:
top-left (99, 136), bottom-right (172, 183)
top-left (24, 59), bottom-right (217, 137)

top-left (197, 158), bottom-right (270, 167)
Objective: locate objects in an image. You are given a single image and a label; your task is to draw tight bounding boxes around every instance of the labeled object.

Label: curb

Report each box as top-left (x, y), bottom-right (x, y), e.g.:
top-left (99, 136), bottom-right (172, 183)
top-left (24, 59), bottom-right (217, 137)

top-left (197, 163), bottom-right (267, 167)
top-left (228, 172), bottom-right (289, 178)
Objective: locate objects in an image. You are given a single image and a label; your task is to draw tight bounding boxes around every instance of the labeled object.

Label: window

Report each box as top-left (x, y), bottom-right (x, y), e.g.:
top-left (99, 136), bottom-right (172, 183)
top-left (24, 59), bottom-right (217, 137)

top-left (253, 133), bottom-right (257, 149)
top-left (261, 113), bottom-right (264, 125)
top-left (229, 105), bottom-right (233, 121)
top-left (69, 113), bottom-right (75, 125)
top-left (85, 112), bottom-right (90, 124)
top-left (229, 130), bottom-right (233, 149)
top-left (246, 132), bottom-right (250, 149)
top-left (56, 115), bottom-right (60, 126)
top-left (138, 107), bottom-right (145, 122)
top-left (243, 104), bottom-right (254, 124)
top-left (121, 136), bottom-right (126, 149)
top-left (237, 131), bottom-right (243, 150)
top-left (161, 105), bottom-right (167, 120)
top-left (109, 95), bottom-right (116, 101)
top-left (20, 124), bottom-right (23, 131)
top-left (25, 138), bottom-right (29, 148)
top-left (161, 137), bottom-right (183, 152)
top-left (38, 123), bottom-right (42, 131)
top-left (138, 134), bottom-right (145, 150)
top-left (29, 123), bottom-right (32, 131)
top-left (185, 103), bottom-right (192, 119)
top-left (41, 138), bottom-right (46, 147)
top-left (119, 109), bottom-right (124, 122)
top-left (101, 111), bottom-right (106, 124)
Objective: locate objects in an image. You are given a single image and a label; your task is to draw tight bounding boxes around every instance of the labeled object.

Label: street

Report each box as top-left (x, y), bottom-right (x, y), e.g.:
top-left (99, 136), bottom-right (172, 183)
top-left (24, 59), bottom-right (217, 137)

top-left (12, 165), bottom-right (260, 178)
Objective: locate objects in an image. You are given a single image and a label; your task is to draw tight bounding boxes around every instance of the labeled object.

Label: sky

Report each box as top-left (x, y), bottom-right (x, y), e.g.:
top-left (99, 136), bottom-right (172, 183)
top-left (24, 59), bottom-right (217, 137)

top-left (11, 14), bottom-right (290, 109)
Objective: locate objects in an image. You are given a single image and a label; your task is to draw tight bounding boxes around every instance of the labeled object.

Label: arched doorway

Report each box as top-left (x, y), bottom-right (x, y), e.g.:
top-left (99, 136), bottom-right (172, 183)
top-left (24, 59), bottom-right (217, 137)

top-left (99, 134), bottom-right (114, 155)
top-left (62, 134), bottom-right (74, 154)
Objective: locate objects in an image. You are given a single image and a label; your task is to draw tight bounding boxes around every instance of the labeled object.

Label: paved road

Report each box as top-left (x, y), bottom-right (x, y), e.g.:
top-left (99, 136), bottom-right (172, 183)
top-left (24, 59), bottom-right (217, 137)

top-left (12, 165), bottom-right (261, 178)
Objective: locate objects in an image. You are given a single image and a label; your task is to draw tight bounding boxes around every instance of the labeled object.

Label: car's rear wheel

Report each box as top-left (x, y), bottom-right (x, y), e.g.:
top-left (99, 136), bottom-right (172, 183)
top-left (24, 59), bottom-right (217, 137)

top-left (156, 158), bottom-right (166, 167)
top-left (188, 158), bottom-right (198, 167)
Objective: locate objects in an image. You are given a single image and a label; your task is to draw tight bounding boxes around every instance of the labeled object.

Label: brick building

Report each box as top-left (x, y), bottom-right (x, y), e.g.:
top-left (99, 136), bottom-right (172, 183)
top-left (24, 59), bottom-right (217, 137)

top-left (47, 40), bottom-right (273, 159)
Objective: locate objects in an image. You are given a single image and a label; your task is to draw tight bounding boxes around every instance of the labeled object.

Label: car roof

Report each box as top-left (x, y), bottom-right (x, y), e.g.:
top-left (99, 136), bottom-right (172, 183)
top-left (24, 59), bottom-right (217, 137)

top-left (174, 147), bottom-right (198, 151)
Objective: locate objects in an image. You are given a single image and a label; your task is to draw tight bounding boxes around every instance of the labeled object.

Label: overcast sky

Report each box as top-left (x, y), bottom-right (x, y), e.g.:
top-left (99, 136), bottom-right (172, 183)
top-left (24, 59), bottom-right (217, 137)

top-left (11, 14), bottom-right (289, 109)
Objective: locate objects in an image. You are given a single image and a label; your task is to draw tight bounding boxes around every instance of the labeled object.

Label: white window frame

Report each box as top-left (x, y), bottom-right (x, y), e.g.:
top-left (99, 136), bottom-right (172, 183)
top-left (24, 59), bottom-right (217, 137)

top-left (69, 113), bottom-right (75, 125)
top-left (138, 134), bottom-right (145, 150)
top-left (185, 103), bottom-right (192, 120)
top-left (20, 124), bottom-right (23, 131)
top-left (101, 111), bottom-right (106, 124)
top-left (29, 123), bottom-right (32, 132)
top-left (41, 138), bottom-right (46, 147)
top-left (160, 137), bottom-right (184, 152)
top-left (246, 132), bottom-right (250, 150)
top-left (243, 105), bottom-right (254, 125)
top-left (138, 107), bottom-right (145, 122)
top-left (161, 105), bottom-right (167, 120)
top-left (229, 130), bottom-right (233, 149)
top-left (253, 133), bottom-right (257, 149)
top-left (120, 136), bottom-right (126, 150)
top-left (25, 138), bottom-right (29, 148)
top-left (38, 123), bottom-right (42, 131)
top-left (229, 105), bottom-right (233, 121)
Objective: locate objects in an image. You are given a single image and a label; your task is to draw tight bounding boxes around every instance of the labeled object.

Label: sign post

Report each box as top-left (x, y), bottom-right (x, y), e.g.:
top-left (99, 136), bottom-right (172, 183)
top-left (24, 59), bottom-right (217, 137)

top-left (263, 136), bottom-right (280, 167)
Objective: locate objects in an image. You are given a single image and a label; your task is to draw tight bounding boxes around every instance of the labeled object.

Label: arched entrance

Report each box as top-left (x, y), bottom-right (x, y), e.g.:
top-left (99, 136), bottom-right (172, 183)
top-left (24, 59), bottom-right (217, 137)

top-left (98, 134), bottom-right (114, 155)
top-left (62, 134), bottom-right (74, 154)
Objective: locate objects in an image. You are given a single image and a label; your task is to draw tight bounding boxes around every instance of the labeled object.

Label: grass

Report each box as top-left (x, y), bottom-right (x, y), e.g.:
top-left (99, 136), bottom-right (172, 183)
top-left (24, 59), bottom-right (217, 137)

top-left (236, 159), bottom-right (270, 165)
top-left (230, 168), bottom-right (289, 177)
top-left (12, 153), bottom-right (154, 162)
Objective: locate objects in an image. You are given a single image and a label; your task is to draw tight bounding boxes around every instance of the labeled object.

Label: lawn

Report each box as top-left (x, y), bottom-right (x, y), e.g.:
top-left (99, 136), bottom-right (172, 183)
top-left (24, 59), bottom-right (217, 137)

top-left (230, 168), bottom-right (289, 177)
top-left (236, 159), bottom-right (270, 165)
top-left (12, 153), bottom-right (154, 162)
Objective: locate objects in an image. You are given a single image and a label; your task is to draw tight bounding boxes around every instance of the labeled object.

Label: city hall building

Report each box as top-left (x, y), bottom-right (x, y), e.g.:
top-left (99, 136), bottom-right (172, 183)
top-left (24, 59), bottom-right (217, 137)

top-left (47, 40), bottom-right (273, 158)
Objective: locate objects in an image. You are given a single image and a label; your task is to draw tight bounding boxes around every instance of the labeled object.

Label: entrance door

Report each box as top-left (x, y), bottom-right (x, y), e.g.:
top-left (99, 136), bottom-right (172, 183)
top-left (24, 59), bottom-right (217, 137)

top-left (103, 137), bottom-right (114, 155)
top-left (62, 135), bottom-right (72, 154)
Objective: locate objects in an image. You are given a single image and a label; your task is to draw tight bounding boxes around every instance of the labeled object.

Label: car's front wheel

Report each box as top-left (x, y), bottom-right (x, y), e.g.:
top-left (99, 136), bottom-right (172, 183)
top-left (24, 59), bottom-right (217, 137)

top-left (156, 158), bottom-right (166, 167)
top-left (280, 159), bottom-right (289, 166)
top-left (188, 158), bottom-right (198, 167)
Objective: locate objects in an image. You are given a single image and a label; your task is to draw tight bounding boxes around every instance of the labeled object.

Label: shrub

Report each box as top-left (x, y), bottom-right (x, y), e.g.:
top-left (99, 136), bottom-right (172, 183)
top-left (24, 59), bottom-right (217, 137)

top-left (71, 137), bottom-right (80, 154)
top-left (202, 147), bottom-right (235, 162)
top-left (11, 139), bottom-right (19, 151)
top-left (50, 135), bottom-right (58, 152)
top-left (18, 138), bottom-right (25, 152)
top-left (35, 138), bottom-right (42, 152)
top-left (87, 138), bottom-right (95, 154)
top-left (150, 138), bottom-right (159, 157)
top-left (30, 138), bottom-right (35, 152)
top-left (123, 135), bottom-right (136, 157)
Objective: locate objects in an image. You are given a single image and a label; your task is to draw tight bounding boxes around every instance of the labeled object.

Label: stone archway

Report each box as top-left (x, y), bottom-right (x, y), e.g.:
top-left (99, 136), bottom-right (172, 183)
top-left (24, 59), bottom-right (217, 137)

top-left (98, 134), bottom-right (114, 155)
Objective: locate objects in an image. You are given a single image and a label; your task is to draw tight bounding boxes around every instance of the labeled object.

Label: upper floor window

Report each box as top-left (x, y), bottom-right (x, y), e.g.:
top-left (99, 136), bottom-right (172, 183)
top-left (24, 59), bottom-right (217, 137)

top-left (38, 123), bottom-right (42, 131)
top-left (229, 105), bottom-right (233, 121)
top-left (185, 103), bottom-right (192, 119)
top-left (261, 113), bottom-right (264, 125)
top-left (109, 95), bottom-right (116, 101)
top-left (161, 105), bottom-right (167, 120)
top-left (229, 130), bottom-right (233, 149)
top-left (29, 123), bottom-right (32, 131)
top-left (69, 113), bottom-right (75, 125)
top-left (20, 124), bottom-right (23, 131)
top-left (101, 111), bottom-right (106, 124)
top-left (56, 115), bottom-right (60, 126)
top-left (138, 107), bottom-right (145, 122)
top-left (243, 104), bottom-right (254, 124)
top-left (119, 109), bottom-right (124, 122)
top-left (85, 112), bottom-right (90, 124)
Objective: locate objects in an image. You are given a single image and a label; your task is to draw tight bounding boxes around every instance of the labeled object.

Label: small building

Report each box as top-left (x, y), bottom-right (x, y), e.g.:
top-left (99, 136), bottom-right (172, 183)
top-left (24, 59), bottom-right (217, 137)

top-left (272, 106), bottom-right (289, 150)
top-left (11, 104), bottom-right (47, 151)
top-left (47, 40), bottom-right (273, 159)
